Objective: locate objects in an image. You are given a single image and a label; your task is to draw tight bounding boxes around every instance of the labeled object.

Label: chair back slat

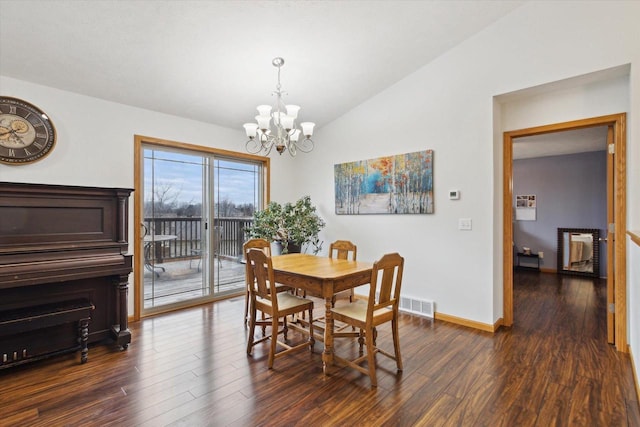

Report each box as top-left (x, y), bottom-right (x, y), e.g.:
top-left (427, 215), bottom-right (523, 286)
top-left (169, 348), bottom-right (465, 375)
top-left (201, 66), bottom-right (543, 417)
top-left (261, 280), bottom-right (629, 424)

top-left (369, 253), bottom-right (404, 315)
top-left (246, 248), bottom-right (277, 310)
top-left (243, 238), bottom-right (271, 286)
top-left (243, 238), bottom-right (272, 258)
top-left (329, 240), bottom-right (357, 261)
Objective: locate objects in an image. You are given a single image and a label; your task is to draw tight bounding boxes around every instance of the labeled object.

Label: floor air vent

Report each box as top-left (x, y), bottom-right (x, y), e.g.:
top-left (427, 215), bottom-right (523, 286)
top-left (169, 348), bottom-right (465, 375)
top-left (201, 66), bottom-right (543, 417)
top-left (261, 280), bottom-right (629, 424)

top-left (399, 296), bottom-right (434, 318)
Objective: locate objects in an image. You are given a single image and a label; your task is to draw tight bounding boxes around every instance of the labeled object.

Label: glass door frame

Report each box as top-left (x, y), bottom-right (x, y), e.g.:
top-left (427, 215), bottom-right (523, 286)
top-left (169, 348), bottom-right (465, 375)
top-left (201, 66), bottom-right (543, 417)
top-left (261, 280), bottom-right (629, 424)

top-left (133, 135), bottom-right (270, 320)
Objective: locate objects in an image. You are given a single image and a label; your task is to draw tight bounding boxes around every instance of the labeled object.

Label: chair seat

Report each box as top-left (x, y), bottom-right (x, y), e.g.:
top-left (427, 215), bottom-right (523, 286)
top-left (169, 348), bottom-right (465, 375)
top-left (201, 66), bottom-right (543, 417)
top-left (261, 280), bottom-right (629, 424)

top-left (332, 300), bottom-right (392, 323)
top-left (257, 292), bottom-right (313, 314)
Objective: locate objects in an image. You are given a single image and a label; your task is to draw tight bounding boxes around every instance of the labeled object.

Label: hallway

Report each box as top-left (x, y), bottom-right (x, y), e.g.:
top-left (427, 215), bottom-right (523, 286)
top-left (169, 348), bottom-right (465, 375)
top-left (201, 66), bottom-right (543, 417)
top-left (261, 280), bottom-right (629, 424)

top-left (513, 269), bottom-right (607, 340)
top-left (511, 269), bottom-right (638, 424)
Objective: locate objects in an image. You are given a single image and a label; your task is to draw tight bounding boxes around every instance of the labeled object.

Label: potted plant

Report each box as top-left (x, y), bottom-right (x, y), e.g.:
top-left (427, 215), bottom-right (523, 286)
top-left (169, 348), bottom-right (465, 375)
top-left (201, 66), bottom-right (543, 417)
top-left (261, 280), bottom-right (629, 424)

top-left (245, 195), bottom-right (326, 254)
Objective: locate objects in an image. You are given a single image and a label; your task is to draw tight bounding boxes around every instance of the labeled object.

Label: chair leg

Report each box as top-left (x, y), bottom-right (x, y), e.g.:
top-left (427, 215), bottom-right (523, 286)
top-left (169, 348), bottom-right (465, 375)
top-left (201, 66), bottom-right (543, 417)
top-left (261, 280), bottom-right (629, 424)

top-left (283, 316), bottom-right (288, 341)
top-left (308, 307), bottom-right (315, 350)
top-left (268, 316), bottom-right (278, 369)
top-left (244, 287), bottom-right (250, 327)
top-left (300, 289), bottom-right (308, 319)
top-left (358, 329), bottom-right (365, 356)
top-left (365, 326), bottom-right (377, 387)
top-left (392, 316), bottom-right (403, 371)
top-left (247, 303), bottom-right (257, 354)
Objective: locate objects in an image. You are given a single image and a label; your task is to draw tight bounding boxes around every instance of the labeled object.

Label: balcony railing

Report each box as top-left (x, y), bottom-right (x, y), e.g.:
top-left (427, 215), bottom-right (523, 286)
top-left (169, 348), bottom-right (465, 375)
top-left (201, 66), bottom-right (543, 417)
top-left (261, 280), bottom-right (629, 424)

top-left (143, 217), bottom-right (253, 263)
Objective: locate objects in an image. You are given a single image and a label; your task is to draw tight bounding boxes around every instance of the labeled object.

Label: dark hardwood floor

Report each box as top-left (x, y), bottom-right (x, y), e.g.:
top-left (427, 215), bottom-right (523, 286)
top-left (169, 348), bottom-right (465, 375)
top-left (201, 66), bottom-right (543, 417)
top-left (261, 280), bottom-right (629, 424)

top-left (1, 271), bottom-right (639, 426)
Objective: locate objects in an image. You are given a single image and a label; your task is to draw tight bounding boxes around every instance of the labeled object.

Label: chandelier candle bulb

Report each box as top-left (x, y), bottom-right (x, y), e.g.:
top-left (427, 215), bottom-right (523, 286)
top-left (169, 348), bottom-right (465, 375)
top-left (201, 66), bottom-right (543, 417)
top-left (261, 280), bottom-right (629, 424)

top-left (300, 122), bottom-right (315, 137)
top-left (286, 105), bottom-right (300, 118)
top-left (257, 105), bottom-right (272, 116)
top-left (243, 123), bottom-right (258, 138)
top-left (280, 115), bottom-right (295, 130)
top-left (255, 115), bottom-right (271, 130)
top-left (243, 57), bottom-right (316, 156)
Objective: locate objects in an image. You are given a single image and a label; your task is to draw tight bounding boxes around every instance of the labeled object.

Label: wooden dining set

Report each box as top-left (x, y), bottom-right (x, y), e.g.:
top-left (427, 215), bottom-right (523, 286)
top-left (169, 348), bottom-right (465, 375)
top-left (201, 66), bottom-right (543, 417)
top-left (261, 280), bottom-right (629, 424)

top-left (243, 239), bottom-right (405, 387)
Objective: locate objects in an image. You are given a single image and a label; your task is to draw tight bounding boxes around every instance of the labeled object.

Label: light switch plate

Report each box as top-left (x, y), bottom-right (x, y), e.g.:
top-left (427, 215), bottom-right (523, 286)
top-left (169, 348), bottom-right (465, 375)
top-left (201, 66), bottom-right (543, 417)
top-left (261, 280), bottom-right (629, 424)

top-left (458, 218), bottom-right (472, 230)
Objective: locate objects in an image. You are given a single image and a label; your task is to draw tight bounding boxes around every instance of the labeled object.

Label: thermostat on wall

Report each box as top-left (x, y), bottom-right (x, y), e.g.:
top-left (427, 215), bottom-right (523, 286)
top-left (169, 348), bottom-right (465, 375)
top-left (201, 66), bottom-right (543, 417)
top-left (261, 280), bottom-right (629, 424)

top-left (449, 190), bottom-right (460, 200)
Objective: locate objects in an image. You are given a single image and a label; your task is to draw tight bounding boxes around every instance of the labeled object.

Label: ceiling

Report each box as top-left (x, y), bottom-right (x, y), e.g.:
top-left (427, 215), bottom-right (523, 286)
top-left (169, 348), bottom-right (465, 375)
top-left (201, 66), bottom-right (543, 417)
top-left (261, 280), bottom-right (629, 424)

top-left (2, 1), bottom-right (605, 160)
top-left (0, 0), bottom-right (525, 131)
top-left (513, 126), bottom-right (608, 160)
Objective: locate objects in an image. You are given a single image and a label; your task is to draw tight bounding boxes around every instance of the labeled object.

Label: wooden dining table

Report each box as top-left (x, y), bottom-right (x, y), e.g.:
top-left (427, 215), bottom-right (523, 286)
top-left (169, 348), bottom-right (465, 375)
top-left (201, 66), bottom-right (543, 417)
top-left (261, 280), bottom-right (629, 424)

top-left (271, 253), bottom-right (373, 373)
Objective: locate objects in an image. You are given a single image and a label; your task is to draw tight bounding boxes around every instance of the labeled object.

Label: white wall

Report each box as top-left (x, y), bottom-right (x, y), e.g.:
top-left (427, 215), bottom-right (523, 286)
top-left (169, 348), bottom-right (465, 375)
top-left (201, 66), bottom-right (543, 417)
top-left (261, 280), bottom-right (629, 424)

top-left (289, 0), bottom-right (640, 355)
top-left (0, 75), bottom-right (300, 216)
top-left (500, 69), bottom-right (630, 130)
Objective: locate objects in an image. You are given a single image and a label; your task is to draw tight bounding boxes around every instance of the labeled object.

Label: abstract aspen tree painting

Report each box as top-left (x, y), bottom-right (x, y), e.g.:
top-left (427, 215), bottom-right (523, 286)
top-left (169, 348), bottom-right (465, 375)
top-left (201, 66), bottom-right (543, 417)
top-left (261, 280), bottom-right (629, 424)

top-left (334, 150), bottom-right (433, 215)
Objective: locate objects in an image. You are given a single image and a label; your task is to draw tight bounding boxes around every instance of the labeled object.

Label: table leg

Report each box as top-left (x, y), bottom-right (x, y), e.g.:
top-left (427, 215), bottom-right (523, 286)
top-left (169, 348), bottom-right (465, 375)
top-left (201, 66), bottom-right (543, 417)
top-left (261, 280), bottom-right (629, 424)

top-left (322, 296), bottom-right (334, 374)
top-left (144, 242), bottom-right (165, 277)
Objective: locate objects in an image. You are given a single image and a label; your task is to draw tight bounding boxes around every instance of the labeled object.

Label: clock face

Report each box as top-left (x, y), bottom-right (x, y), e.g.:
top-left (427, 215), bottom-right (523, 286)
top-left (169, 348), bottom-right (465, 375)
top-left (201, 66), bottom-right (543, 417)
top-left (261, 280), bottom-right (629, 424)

top-left (0, 97), bottom-right (56, 165)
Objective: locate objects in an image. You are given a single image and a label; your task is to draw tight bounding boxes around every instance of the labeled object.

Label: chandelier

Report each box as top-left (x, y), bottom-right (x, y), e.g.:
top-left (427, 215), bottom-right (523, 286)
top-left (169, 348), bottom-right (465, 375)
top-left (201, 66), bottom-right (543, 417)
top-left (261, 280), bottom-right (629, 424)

top-left (243, 57), bottom-right (315, 156)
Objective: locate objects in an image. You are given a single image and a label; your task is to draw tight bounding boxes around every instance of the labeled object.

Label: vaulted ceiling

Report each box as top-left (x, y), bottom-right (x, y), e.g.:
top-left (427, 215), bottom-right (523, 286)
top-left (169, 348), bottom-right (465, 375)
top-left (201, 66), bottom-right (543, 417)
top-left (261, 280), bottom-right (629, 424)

top-left (0, 1), bottom-right (524, 130)
top-left (3, 1), bottom-right (608, 159)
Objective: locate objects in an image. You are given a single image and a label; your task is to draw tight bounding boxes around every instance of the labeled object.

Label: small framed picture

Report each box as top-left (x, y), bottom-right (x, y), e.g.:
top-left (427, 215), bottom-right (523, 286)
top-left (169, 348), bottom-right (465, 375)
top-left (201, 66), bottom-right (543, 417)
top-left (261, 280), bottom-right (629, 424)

top-left (515, 195), bottom-right (536, 221)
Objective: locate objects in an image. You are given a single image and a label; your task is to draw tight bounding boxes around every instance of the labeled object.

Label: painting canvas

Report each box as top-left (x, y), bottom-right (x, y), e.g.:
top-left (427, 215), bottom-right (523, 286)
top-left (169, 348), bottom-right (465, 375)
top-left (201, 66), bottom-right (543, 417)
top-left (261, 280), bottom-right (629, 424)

top-left (334, 150), bottom-right (433, 215)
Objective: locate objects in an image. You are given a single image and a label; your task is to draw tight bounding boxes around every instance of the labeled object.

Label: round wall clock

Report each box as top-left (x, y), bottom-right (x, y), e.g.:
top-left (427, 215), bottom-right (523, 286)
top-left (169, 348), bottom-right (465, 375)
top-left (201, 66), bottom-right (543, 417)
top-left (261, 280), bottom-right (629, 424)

top-left (0, 96), bottom-right (57, 165)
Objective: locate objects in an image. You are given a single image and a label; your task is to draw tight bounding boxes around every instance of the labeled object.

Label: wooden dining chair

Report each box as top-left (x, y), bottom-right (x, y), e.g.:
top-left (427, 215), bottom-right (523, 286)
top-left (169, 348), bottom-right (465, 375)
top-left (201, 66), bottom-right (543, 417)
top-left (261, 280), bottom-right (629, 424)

top-left (246, 248), bottom-right (315, 368)
top-left (330, 252), bottom-right (404, 387)
top-left (190, 225), bottom-right (222, 272)
top-left (243, 238), bottom-right (290, 326)
top-left (329, 240), bottom-right (358, 307)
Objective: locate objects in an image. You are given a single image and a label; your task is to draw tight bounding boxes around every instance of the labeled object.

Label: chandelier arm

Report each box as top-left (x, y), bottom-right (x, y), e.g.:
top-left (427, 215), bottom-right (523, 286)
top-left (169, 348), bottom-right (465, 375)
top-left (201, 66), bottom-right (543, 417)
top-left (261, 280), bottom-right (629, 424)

top-left (264, 142), bottom-right (275, 156)
top-left (263, 133), bottom-right (276, 156)
top-left (294, 138), bottom-right (314, 153)
top-left (246, 138), bottom-right (268, 155)
top-left (288, 141), bottom-right (297, 157)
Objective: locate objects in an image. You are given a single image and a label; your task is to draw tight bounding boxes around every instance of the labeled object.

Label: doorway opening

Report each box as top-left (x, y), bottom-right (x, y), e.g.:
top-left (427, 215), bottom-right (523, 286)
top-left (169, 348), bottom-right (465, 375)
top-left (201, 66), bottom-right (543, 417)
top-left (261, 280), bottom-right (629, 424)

top-left (502, 113), bottom-right (627, 352)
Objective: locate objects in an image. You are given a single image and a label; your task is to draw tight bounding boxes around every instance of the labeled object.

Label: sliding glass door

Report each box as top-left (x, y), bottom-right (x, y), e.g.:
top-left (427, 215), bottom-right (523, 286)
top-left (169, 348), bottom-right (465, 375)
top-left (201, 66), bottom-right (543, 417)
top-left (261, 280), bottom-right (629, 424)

top-left (137, 139), bottom-right (266, 316)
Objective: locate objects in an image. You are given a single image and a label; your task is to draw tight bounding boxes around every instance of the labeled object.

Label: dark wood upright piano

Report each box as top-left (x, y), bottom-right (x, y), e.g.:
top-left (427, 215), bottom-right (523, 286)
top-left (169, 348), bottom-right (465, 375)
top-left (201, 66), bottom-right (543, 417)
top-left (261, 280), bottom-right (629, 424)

top-left (0, 182), bottom-right (133, 368)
